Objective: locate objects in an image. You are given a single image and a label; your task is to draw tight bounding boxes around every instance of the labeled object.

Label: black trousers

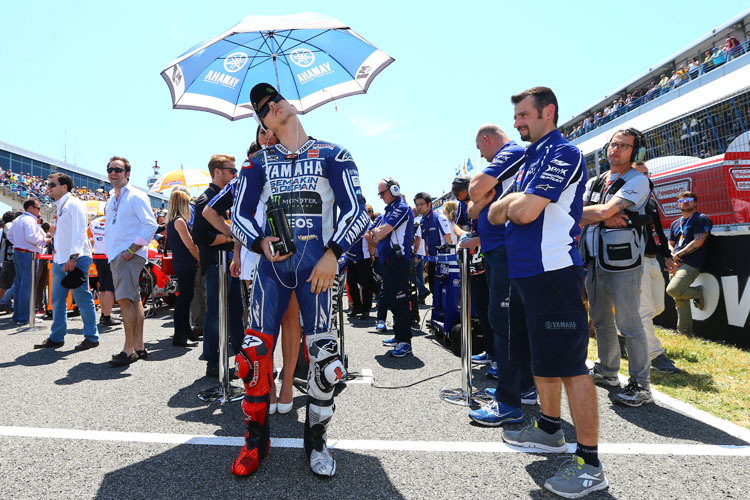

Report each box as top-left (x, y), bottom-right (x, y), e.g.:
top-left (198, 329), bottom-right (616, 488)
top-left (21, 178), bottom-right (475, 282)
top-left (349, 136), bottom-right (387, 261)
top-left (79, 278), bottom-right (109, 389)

top-left (382, 256), bottom-right (412, 343)
top-left (346, 258), bottom-right (374, 314)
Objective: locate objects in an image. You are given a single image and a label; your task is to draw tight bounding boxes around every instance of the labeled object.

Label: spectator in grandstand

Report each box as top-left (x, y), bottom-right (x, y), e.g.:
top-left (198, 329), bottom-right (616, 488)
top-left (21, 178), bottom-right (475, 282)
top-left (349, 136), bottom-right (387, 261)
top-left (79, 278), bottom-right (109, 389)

top-left (711, 47), bottom-right (726, 67)
top-left (632, 162), bottom-right (681, 374)
top-left (666, 191), bottom-right (712, 337)
top-left (7, 199), bottom-right (49, 326)
top-left (365, 178), bottom-right (414, 357)
top-left (166, 189), bottom-right (200, 348)
top-left (413, 192), bottom-right (453, 296)
top-left (89, 214), bottom-right (120, 327)
top-left (465, 123), bottom-right (534, 427)
top-left (104, 156), bottom-right (158, 366)
top-left (489, 86), bottom-right (607, 498)
top-left (192, 154), bottom-right (243, 378)
top-left (724, 36), bottom-right (743, 60)
top-left (34, 173), bottom-right (99, 351)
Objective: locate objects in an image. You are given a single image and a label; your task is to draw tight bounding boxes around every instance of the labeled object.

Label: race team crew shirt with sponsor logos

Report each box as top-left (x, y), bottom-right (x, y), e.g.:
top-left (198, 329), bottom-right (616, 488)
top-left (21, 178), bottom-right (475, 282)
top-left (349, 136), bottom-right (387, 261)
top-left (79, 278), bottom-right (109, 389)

top-left (505, 129), bottom-right (587, 278)
top-left (417, 209), bottom-right (451, 256)
top-left (376, 196), bottom-right (414, 264)
top-left (231, 137), bottom-right (369, 267)
top-left (89, 216), bottom-right (107, 255)
top-left (477, 141), bottom-right (526, 252)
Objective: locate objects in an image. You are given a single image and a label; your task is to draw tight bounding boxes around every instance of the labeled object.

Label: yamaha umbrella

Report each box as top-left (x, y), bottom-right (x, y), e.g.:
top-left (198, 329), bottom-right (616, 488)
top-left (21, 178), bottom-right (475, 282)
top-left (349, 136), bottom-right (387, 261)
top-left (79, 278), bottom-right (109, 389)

top-left (161, 12), bottom-right (394, 121)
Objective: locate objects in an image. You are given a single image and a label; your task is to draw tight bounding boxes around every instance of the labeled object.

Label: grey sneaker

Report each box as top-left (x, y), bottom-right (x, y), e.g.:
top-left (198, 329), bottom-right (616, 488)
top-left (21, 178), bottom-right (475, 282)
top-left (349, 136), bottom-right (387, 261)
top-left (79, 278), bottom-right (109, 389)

top-left (544, 454), bottom-right (608, 498)
top-left (502, 418), bottom-right (567, 452)
top-left (589, 366), bottom-right (619, 387)
top-left (651, 353), bottom-right (682, 374)
top-left (614, 379), bottom-right (654, 407)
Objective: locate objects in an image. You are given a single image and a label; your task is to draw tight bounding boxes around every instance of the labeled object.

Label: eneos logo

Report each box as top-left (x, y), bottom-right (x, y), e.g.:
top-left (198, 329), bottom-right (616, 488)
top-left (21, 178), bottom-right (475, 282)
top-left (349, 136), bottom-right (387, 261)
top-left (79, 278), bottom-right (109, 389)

top-left (290, 48), bottom-right (315, 68)
top-left (224, 52), bottom-right (249, 73)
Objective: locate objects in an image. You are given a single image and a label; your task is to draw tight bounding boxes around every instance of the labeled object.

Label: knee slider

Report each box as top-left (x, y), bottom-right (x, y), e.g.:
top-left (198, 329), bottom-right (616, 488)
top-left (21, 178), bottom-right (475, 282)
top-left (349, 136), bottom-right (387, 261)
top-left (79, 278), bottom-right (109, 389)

top-left (307, 335), bottom-right (346, 396)
top-left (236, 333), bottom-right (271, 385)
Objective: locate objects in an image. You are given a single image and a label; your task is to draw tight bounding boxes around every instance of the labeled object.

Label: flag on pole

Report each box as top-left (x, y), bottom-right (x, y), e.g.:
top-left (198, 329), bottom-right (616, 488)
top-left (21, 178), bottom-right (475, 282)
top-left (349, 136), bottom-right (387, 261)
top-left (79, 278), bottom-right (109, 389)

top-left (466, 157), bottom-right (474, 173)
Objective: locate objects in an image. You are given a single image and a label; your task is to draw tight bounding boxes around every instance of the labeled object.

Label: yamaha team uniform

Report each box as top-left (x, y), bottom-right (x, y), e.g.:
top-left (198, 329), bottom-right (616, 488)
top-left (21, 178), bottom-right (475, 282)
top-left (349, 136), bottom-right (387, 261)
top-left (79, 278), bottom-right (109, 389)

top-left (505, 129), bottom-right (590, 379)
top-left (230, 137), bottom-right (369, 477)
top-left (376, 196), bottom-right (414, 344)
top-left (476, 141), bottom-right (534, 411)
top-left (417, 209), bottom-right (451, 293)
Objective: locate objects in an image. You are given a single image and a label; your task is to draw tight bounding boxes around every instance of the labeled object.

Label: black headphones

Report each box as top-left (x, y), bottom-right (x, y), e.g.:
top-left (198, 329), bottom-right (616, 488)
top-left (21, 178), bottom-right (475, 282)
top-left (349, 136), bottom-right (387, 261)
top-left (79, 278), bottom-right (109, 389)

top-left (602, 128), bottom-right (647, 163)
top-left (383, 177), bottom-right (400, 197)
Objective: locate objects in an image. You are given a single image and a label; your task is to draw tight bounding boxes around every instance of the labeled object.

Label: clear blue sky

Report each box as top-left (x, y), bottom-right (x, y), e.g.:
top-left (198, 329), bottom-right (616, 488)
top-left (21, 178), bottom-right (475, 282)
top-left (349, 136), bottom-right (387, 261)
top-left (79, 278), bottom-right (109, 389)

top-left (0, 1), bottom-right (747, 212)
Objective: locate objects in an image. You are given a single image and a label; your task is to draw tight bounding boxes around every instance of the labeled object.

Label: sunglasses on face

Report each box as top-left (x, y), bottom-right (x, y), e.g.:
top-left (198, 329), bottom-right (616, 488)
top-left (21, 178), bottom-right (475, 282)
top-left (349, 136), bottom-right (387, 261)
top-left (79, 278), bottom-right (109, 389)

top-left (219, 167), bottom-right (238, 175)
top-left (256, 94), bottom-right (284, 119)
top-left (378, 189), bottom-right (388, 197)
top-left (47, 182), bottom-right (57, 188)
top-left (678, 198), bottom-right (695, 203)
top-left (107, 167), bottom-right (125, 174)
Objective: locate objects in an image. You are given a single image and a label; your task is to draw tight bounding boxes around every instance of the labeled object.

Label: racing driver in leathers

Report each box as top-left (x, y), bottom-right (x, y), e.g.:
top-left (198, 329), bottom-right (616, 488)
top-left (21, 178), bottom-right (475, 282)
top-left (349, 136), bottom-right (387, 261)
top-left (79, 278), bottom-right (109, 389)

top-left (230, 83), bottom-right (369, 477)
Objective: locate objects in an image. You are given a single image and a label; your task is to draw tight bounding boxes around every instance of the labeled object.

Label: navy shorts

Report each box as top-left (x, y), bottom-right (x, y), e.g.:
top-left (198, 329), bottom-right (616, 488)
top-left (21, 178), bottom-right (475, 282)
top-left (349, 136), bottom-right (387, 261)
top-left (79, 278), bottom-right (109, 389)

top-left (94, 256), bottom-right (115, 293)
top-left (509, 266), bottom-right (589, 378)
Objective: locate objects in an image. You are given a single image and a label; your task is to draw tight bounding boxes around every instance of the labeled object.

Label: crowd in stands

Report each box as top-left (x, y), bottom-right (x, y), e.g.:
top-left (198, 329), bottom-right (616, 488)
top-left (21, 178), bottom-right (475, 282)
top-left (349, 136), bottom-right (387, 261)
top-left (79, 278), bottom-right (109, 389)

top-left (0, 166), bottom-right (110, 206)
top-left (563, 32), bottom-right (750, 141)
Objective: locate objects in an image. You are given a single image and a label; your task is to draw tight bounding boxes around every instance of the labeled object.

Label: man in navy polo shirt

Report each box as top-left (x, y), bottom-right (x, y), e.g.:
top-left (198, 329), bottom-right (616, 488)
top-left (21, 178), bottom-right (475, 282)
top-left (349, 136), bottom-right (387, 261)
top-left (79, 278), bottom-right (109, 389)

top-left (365, 178), bottom-right (415, 357)
top-left (488, 87), bottom-right (607, 498)
top-left (451, 176), bottom-right (471, 236)
top-left (666, 191), bottom-right (712, 336)
top-left (463, 123), bottom-right (535, 427)
top-left (413, 192), bottom-right (452, 296)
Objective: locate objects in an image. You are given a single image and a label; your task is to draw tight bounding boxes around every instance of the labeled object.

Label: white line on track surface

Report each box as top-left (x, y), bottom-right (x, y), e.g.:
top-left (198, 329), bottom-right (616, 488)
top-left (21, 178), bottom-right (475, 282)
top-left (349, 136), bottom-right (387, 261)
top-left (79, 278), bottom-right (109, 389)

top-left (1, 426), bottom-right (748, 457)
top-left (343, 368), bottom-right (373, 384)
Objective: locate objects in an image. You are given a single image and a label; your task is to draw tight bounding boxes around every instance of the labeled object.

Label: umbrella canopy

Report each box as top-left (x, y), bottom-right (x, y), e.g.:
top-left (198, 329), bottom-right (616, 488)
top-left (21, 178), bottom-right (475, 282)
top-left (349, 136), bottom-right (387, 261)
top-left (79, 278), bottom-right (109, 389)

top-left (149, 169), bottom-right (211, 192)
top-left (161, 12), bottom-right (394, 120)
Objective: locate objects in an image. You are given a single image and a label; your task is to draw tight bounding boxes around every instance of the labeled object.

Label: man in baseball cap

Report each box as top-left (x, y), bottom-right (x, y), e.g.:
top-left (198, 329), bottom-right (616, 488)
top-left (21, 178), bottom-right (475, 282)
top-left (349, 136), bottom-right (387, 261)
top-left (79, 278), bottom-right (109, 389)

top-left (250, 83), bottom-right (284, 128)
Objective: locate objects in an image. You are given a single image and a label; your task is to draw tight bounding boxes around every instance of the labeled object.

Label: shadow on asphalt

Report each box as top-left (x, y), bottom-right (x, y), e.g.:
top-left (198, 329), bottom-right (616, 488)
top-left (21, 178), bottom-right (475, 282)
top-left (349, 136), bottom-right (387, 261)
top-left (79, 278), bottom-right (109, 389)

top-left (55, 361), bottom-right (132, 385)
top-left (373, 352), bottom-right (425, 370)
top-left (93, 444), bottom-right (406, 500)
top-left (0, 346), bottom-right (70, 368)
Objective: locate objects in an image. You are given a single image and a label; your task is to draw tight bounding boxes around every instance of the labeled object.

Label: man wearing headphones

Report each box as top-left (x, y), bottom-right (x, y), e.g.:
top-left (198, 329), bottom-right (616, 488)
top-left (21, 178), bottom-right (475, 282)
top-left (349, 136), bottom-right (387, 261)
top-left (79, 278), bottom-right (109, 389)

top-left (365, 178), bottom-right (415, 357)
top-left (230, 83), bottom-right (369, 478)
top-left (580, 128), bottom-right (654, 407)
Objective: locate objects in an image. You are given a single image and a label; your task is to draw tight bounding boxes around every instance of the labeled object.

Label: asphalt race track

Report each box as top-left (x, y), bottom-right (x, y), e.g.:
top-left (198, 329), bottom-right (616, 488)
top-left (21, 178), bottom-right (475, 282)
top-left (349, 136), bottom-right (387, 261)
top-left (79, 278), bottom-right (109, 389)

top-left (0, 302), bottom-right (748, 500)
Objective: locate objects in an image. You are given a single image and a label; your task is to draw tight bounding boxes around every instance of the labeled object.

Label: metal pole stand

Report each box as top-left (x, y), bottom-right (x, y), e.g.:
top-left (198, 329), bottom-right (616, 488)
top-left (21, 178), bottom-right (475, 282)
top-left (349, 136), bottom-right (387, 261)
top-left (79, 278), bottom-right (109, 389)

top-left (198, 250), bottom-right (244, 403)
top-left (440, 247), bottom-right (481, 406)
top-left (24, 253), bottom-right (45, 331)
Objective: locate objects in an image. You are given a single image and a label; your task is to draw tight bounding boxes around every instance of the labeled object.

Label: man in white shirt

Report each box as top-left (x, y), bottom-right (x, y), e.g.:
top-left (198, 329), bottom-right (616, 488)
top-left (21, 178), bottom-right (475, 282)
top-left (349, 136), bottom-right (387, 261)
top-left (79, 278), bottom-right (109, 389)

top-left (104, 156), bottom-right (158, 366)
top-left (34, 174), bottom-right (99, 350)
top-left (7, 199), bottom-right (49, 326)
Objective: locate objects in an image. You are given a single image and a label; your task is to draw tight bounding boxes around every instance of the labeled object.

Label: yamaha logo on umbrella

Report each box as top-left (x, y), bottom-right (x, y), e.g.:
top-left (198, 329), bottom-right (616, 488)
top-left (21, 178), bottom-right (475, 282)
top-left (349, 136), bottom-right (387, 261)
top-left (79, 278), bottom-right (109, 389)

top-left (224, 52), bottom-right (249, 73)
top-left (290, 48), bottom-right (315, 67)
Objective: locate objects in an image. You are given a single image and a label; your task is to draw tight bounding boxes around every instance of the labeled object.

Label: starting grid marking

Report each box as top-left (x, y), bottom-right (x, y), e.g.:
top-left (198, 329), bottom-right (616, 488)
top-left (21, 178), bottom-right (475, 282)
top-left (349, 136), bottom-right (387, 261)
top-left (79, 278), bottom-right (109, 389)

top-left (343, 368), bottom-right (373, 384)
top-left (0, 425), bottom-right (748, 457)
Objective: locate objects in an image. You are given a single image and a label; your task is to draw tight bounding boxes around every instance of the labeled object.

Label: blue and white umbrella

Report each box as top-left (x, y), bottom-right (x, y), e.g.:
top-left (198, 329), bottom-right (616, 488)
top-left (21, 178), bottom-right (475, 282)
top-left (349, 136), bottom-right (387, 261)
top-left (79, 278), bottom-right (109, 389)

top-left (161, 12), bottom-right (394, 121)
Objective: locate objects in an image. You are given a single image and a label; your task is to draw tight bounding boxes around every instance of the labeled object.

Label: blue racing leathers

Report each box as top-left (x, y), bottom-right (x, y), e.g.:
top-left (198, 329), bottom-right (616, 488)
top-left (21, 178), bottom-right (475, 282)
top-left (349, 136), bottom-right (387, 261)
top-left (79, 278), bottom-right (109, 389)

top-left (230, 137), bottom-right (368, 477)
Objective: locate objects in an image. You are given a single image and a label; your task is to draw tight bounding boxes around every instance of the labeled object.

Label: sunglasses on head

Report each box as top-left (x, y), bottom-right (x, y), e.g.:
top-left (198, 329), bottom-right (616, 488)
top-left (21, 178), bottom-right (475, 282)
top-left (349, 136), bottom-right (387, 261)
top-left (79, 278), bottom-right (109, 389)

top-left (256, 94), bottom-right (284, 119)
top-left (107, 167), bottom-right (125, 174)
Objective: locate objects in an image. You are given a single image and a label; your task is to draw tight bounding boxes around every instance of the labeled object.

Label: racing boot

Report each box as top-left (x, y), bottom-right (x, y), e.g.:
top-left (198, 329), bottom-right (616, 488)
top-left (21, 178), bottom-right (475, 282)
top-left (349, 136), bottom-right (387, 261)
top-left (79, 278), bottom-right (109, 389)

top-left (231, 330), bottom-right (274, 477)
top-left (304, 403), bottom-right (336, 477)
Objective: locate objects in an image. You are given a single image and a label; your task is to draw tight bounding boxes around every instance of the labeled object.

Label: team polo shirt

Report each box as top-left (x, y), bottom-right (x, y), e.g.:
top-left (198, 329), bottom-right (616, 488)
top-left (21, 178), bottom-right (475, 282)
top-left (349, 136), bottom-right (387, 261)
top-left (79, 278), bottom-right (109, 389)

top-left (418, 209), bottom-right (452, 256)
top-left (477, 141), bottom-right (525, 252)
top-left (505, 129), bottom-right (587, 278)
top-left (669, 211), bottom-right (712, 270)
top-left (455, 200), bottom-right (469, 229)
top-left (376, 197), bottom-right (414, 264)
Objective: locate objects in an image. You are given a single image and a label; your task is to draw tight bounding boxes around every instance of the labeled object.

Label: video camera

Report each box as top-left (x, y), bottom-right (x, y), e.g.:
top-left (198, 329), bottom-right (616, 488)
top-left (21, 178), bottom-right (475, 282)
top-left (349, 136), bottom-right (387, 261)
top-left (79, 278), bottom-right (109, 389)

top-left (265, 197), bottom-right (296, 257)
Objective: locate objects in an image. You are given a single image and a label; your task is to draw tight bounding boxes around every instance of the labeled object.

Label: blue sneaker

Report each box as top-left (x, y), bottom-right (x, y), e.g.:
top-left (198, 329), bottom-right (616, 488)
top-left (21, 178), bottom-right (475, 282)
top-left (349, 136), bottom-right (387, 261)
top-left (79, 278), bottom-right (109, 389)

top-left (486, 361), bottom-right (499, 379)
top-left (375, 320), bottom-right (387, 332)
top-left (382, 337), bottom-right (397, 347)
top-left (521, 387), bottom-right (538, 405)
top-left (471, 352), bottom-right (491, 365)
top-left (484, 387), bottom-right (496, 399)
top-left (389, 342), bottom-right (412, 357)
top-left (469, 401), bottom-right (523, 426)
